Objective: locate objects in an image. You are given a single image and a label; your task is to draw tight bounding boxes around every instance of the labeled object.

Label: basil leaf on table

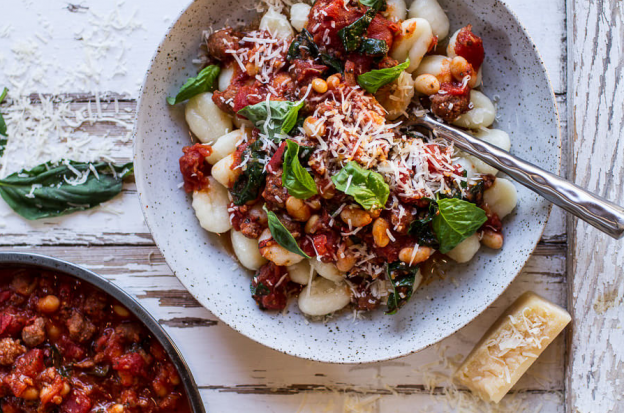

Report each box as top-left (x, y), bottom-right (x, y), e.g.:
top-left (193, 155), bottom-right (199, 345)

top-left (0, 161), bottom-right (133, 220)
top-left (167, 65), bottom-right (221, 105)
top-left (386, 262), bottom-right (419, 315)
top-left (432, 197), bottom-right (487, 253)
top-left (357, 59), bottom-right (410, 94)
top-left (338, 8), bottom-right (377, 52)
top-left (237, 100), bottom-right (304, 139)
top-left (282, 140), bottom-right (318, 199)
top-left (0, 87), bottom-right (8, 157)
top-left (332, 161), bottom-right (389, 210)
top-left (263, 205), bottom-right (311, 259)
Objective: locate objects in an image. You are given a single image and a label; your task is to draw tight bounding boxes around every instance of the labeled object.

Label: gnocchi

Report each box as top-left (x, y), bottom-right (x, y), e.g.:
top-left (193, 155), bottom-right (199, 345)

top-left (483, 178), bottom-right (518, 219)
top-left (258, 229), bottom-right (304, 266)
top-left (390, 18), bottom-right (434, 73)
top-left (446, 233), bottom-right (481, 263)
top-left (310, 259), bottom-right (346, 283)
top-left (211, 153), bottom-right (240, 188)
top-left (260, 8), bottom-right (294, 39)
top-left (185, 92), bottom-right (233, 144)
top-left (192, 177), bottom-right (232, 234)
top-left (287, 260), bottom-right (313, 285)
top-left (298, 277), bottom-right (351, 317)
top-left (414, 55), bottom-right (452, 84)
top-left (231, 230), bottom-right (268, 271)
top-left (289, 3), bottom-right (311, 32)
top-left (408, 0), bottom-right (450, 40)
top-left (454, 156), bottom-right (478, 183)
top-left (452, 90), bottom-right (496, 129)
top-left (464, 129), bottom-right (511, 175)
top-left (375, 71), bottom-right (415, 120)
top-left (383, 0), bottom-right (407, 22)
top-left (206, 129), bottom-right (246, 165)
top-left (218, 66), bottom-right (235, 92)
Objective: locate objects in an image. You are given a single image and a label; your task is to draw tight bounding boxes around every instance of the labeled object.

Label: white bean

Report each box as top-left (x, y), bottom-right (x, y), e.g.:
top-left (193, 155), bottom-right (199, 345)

top-left (211, 153), bottom-right (240, 188)
top-left (408, 0), bottom-right (450, 40)
top-left (287, 260), bottom-right (313, 285)
top-left (445, 233), bottom-right (481, 263)
top-left (383, 0), bottom-right (407, 22)
top-left (206, 129), bottom-right (246, 165)
top-left (298, 277), bottom-right (351, 316)
top-left (260, 8), bottom-right (294, 39)
top-left (289, 3), bottom-right (311, 32)
top-left (452, 90), bottom-right (496, 129)
top-left (483, 178), bottom-right (518, 219)
top-left (414, 55), bottom-right (451, 84)
top-left (390, 18), bottom-right (434, 73)
top-left (258, 229), bottom-right (304, 266)
top-left (192, 177), bottom-right (232, 234)
top-left (185, 92), bottom-right (233, 144)
top-left (310, 259), bottom-right (345, 283)
top-left (231, 230), bottom-right (267, 271)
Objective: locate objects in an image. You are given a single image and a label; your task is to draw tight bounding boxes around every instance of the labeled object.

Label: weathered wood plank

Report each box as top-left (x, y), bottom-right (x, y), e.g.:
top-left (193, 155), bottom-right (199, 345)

top-left (6, 245), bottom-right (565, 392)
top-left (566, 0), bottom-right (624, 412)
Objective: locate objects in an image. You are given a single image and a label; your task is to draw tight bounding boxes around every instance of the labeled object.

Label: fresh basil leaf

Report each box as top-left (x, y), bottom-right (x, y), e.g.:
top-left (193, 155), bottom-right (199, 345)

top-left (386, 262), bottom-right (418, 315)
top-left (320, 53), bottom-right (344, 74)
top-left (231, 142), bottom-right (267, 206)
top-left (282, 140), bottom-right (317, 199)
top-left (0, 161), bottom-right (133, 220)
top-left (338, 8), bottom-right (377, 52)
top-left (332, 161), bottom-right (389, 210)
top-left (0, 87), bottom-right (8, 157)
top-left (432, 197), bottom-right (487, 253)
top-left (167, 65), bottom-right (221, 105)
top-left (287, 29), bottom-right (319, 61)
top-left (359, 0), bottom-right (386, 10)
top-left (263, 205), bottom-right (311, 258)
top-left (359, 38), bottom-right (389, 56)
top-left (238, 100), bottom-right (304, 139)
top-left (357, 59), bottom-right (410, 94)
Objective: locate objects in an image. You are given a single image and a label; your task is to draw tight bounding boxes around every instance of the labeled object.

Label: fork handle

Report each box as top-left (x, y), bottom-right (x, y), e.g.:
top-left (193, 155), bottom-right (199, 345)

top-left (418, 115), bottom-right (624, 240)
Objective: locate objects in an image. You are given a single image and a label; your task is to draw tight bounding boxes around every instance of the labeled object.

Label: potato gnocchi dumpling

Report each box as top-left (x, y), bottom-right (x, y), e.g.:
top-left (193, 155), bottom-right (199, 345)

top-left (258, 229), bottom-right (305, 267)
top-left (390, 18), bottom-right (434, 72)
top-left (192, 177), bottom-right (232, 234)
top-left (206, 129), bottom-right (246, 165)
top-left (298, 277), bottom-right (352, 317)
top-left (483, 178), bottom-right (518, 219)
top-left (185, 92), bottom-right (233, 144)
top-left (289, 3), bottom-right (311, 32)
top-left (231, 230), bottom-right (268, 270)
top-left (452, 90), bottom-right (497, 129)
top-left (310, 259), bottom-right (346, 283)
top-left (383, 0), bottom-right (407, 22)
top-left (464, 129), bottom-right (511, 175)
top-left (375, 71), bottom-right (415, 120)
top-left (446, 233), bottom-right (481, 263)
top-left (408, 0), bottom-right (450, 39)
top-left (287, 260), bottom-right (314, 285)
top-left (260, 8), bottom-right (294, 39)
top-left (211, 153), bottom-right (240, 188)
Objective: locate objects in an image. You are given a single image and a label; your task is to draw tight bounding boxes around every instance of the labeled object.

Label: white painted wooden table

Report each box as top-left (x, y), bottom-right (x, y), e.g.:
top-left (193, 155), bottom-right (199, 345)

top-left (0, 0), bottom-right (621, 411)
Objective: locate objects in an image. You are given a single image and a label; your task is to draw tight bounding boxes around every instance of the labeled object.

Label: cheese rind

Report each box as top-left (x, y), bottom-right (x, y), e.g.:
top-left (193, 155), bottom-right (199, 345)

top-left (454, 292), bottom-right (571, 403)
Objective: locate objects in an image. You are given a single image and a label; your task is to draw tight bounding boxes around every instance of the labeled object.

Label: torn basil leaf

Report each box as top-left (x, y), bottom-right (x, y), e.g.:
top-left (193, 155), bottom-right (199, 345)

top-left (320, 53), bottom-right (344, 74)
top-left (359, 0), bottom-right (387, 11)
top-left (287, 29), bottom-right (319, 61)
top-left (386, 262), bottom-right (419, 315)
top-left (409, 201), bottom-right (440, 248)
top-left (0, 161), bottom-right (133, 220)
top-left (167, 65), bottom-right (221, 105)
top-left (264, 205), bottom-right (311, 259)
top-left (332, 161), bottom-right (389, 210)
top-left (238, 100), bottom-right (304, 139)
top-left (357, 59), bottom-right (410, 94)
top-left (231, 141), bottom-right (267, 206)
top-left (282, 140), bottom-right (317, 199)
top-left (359, 38), bottom-right (389, 56)
top-left (338, 8), bottom-right (377, 52)
top-left (432, 197), bottom-right (487, 253)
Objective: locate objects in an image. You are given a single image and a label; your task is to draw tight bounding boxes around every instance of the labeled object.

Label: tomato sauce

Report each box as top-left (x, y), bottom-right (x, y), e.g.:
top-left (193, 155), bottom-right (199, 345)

top-left (0, 269), bottom-right (191, 413)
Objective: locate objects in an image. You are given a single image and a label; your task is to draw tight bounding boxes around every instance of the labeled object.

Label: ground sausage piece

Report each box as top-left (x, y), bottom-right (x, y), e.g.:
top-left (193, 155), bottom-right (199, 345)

top-left (0, 338), bottom-right (26, 365)
top-left (21, 317), bottom-right (46, 347)
top-left (66, 311), bottom-right (96, 343)
top-left (206, 28), bottom-right (241, 61)
top-left (430, 86), bottom-right (471, 122)
top-left (262, 172), bottom-right (289, 208)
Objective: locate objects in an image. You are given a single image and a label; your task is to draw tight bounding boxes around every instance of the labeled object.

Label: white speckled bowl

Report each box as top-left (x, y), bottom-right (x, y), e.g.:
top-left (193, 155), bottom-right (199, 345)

top-left (134, 0), bottom-right (560, 363)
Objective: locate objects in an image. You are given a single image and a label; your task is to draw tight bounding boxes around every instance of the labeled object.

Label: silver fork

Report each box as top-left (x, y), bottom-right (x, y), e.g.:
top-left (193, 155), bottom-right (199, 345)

top-left (408, 113), bottom-right (624, 239)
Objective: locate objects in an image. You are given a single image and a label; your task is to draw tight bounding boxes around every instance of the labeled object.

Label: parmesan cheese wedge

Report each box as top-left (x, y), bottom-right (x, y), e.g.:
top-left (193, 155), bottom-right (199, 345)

top-left (454, 292), bottom-right (571, 403)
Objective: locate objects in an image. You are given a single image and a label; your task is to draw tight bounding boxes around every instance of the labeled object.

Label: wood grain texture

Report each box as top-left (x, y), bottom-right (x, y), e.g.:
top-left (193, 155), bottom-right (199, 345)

top-left (566, 0), bottom-right (624, 412)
